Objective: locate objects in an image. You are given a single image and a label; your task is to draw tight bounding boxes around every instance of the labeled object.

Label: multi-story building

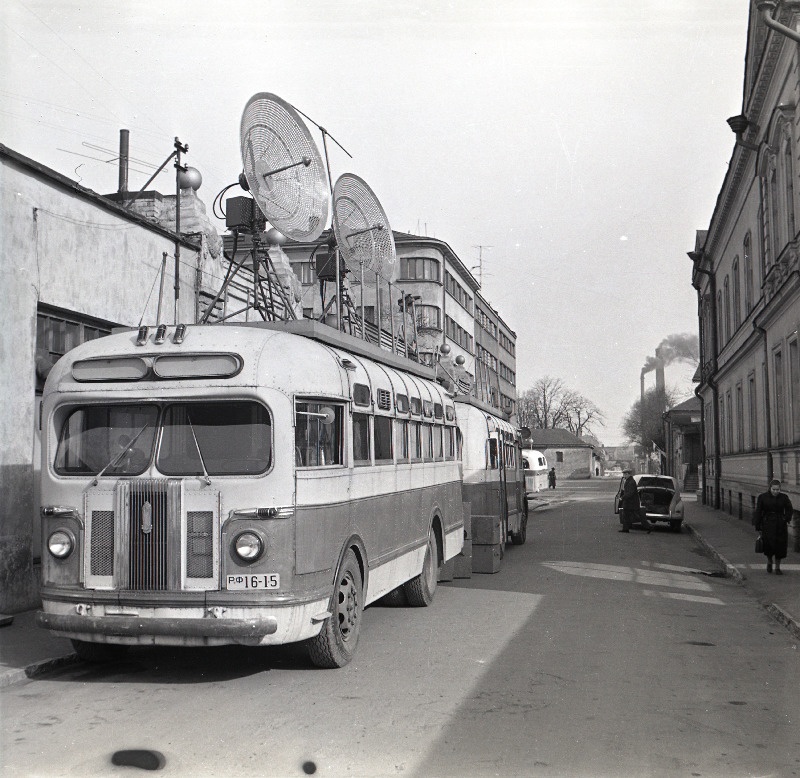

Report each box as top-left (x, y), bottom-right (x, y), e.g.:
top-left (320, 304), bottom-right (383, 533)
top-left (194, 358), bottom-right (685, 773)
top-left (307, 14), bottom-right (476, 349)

top-left (689, 1), bottom-right (799, 528)
top-left (276, 230), bottom-right (518, 420)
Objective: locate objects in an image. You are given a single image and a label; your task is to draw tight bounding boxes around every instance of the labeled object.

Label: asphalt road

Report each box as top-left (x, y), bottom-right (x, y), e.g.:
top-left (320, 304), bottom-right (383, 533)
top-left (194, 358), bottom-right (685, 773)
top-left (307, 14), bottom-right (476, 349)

top-left (2, 481), bottom-right (799, 777)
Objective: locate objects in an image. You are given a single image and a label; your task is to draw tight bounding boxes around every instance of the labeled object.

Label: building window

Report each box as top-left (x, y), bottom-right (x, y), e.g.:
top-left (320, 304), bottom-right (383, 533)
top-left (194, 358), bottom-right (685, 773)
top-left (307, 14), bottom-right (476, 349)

top-left (723, 276), bottom-right (731, 343)
top-left (785, 138), bottom-right (796, 239)
top-left (445, 314), bottom-right (474, 354)
top-left (444, 270), bottom-right (473, 313)
top-left (415, 304), bottom-right (441, 331)
top-left (295, 262), bottom-right (315, 285)
top-left (716, 290), bottom-right (724, 347)
top-left (400, 257), bottom-right (440, 282)
top-left (36, 305), bottom-right (114, 393)
top-left (726, 391), bottom-right (733, 455)
top-left (789, 337), bottom-right (800, 443)
top-left (743, 233), bottom-right (754, 314)
top-left (748, 373), bottom-right (757, 450)
top-left (732, 257), bottom-right (741, 331)
top-left (736, 382), bottom-right (744, 452)
top-left (774, 348), bottom-right (786, 445)
top-left (556, 451), bottom-right (564, 463)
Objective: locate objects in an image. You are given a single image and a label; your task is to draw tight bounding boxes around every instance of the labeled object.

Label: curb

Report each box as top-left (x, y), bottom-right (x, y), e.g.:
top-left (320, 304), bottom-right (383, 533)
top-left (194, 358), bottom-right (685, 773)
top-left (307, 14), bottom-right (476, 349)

top-left (0, 653), bottom-right (80, 690)
top-left (684, 522), bottom-right (745, 584)
top-left (685, 521), bottom-right (799, 642)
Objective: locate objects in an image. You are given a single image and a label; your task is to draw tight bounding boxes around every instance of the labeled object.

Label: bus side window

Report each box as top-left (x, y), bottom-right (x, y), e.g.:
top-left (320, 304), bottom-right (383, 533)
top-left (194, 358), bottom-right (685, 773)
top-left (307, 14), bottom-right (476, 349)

top-left (410, 421), bottom-right (422, 462)
top-left (445, 427), bottom-right (455, 461)
top-left (396, 419), bottom-right (410, 463)
top-left (353, 412), bottom-right (371, 466)
top-left (374, 415), bottom-right (393, 464)
top-left (423, 424), bottom-right (434, 461)
top-left (488, 438), bottom-right (498, 469)
top-left (295, 402), bottom-right (343, 467)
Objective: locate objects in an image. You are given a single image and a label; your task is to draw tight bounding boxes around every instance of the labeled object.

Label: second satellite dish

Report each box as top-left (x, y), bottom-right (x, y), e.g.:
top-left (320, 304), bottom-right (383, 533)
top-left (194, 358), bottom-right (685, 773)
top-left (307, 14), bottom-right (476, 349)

top-left (332, 173), bottom-right (396, 283)
top-left (240, 92), bottom-right (329, 242)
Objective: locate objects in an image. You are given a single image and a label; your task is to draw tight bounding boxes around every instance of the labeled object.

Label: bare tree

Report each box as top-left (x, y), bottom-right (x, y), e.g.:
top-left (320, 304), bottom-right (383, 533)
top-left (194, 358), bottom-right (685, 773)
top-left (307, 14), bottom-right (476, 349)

top-left (562, 390), bottom-right (605, 437)
top-left (517, 377), bottom-right (604, 437)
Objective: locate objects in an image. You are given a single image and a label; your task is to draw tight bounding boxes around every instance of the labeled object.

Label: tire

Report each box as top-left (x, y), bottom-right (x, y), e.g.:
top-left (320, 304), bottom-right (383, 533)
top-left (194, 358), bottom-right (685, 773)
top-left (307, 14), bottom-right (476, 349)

top-left (510, 502), bottom-right (528, 546)
top-left (377, 586), bottom-right (407, 607)
top-left (307, 549), bottom-right (363, 668)
top-left (403, 528), bottom-right (440, 607)
top-left (670, 520), bottom-right (682, 533)
top-left (71, 639), bottom-right (129, 663)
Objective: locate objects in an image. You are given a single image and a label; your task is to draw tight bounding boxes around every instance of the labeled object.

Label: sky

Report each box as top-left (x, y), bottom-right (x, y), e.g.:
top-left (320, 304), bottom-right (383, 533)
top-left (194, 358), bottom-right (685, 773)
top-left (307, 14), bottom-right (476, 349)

top-left (1, 1), bottom-right (750, 445)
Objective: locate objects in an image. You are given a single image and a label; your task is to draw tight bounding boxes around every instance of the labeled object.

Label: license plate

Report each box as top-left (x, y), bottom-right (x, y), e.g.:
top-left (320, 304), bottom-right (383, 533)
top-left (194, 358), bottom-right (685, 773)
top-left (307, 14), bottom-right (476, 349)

top-left (226, 573), bottom-right (280, 590)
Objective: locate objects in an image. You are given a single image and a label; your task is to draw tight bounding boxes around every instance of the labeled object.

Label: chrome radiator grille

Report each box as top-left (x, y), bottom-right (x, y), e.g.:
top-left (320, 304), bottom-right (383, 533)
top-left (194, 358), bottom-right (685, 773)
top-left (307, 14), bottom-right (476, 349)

top-left (128, 480), bottom-right (169, 590)
top-left (86, 479), bottom-right (216, 590)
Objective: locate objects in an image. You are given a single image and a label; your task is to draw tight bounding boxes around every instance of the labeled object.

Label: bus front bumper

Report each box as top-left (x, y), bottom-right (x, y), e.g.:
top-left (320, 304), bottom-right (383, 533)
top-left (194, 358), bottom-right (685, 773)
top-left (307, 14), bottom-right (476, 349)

top-left (37, 611), bottom-right (278, 642)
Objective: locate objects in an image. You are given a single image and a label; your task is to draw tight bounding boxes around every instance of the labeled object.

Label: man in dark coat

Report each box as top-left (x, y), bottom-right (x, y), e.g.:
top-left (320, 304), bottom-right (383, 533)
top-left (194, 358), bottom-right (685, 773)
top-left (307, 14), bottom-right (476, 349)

top-left (548, 467), bottom-right (556, 489)
top-left (619, 468), bottom-right (651, 533)
top-left (754, 479), bottom-right (794, 574)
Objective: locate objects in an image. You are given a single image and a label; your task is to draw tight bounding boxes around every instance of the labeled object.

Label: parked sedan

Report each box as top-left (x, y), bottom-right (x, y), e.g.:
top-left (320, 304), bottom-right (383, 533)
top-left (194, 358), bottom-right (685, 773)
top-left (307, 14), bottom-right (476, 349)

top-left (614, 474), bottom-right (684, 532)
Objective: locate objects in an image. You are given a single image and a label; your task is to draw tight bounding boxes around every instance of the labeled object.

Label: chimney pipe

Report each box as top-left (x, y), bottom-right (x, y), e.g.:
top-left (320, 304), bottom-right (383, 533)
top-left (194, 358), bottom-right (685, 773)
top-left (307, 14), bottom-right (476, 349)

top-left (640, 370), bottom-right (645, 405)
top-left (118, 129), bottom-right (130, 195)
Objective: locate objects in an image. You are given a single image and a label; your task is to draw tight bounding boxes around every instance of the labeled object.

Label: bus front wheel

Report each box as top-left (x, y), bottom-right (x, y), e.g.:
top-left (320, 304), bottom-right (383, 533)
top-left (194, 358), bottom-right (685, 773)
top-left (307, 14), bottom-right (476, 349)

top-left (307, 549), bottom-right (363, 668)
top-left (403, 528), bottom-right (440, 607)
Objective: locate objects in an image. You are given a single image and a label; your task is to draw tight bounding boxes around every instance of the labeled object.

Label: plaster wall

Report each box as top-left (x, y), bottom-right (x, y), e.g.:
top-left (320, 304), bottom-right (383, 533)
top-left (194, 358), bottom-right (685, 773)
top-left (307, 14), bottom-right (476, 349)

top-left (0, 155), bottom-right (200, 612)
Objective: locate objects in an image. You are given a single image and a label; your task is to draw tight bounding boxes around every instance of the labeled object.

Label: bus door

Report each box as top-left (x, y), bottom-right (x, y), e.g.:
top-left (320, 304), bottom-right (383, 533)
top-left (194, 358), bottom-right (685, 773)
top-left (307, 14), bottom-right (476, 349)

top-left (496, 433), bottom-right (509, 530)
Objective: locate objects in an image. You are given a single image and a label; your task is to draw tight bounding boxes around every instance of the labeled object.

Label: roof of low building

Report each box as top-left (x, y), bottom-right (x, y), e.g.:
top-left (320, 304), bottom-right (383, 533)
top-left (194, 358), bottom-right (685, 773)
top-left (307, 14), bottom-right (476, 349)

top-left (526, 428), bottom-right (593, 448)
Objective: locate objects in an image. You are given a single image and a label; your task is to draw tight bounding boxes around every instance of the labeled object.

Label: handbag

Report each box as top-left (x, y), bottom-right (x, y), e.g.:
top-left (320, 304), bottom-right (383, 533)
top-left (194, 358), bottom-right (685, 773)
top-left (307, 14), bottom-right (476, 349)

top-left (755, 534), bottom-right (763, 554)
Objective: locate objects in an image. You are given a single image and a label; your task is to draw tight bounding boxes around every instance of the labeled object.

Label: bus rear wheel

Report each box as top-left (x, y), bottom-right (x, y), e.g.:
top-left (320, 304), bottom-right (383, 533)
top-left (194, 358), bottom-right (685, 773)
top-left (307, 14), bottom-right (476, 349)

top-left (511, 502), bottom-right (528, 546)
top-left (307, 549), bottom-right (363, 668)
top-left (403, 528), bottom-right (440, 607)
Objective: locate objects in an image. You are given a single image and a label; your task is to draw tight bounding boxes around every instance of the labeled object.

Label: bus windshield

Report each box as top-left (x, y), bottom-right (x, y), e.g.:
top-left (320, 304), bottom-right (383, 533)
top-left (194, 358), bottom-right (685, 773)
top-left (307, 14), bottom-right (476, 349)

top-left (55, 404), bottom-right (159, 476)
top-left (158, 401), bottom-right (271, 475)
top-left (54, 401), bottom-right (272, 477)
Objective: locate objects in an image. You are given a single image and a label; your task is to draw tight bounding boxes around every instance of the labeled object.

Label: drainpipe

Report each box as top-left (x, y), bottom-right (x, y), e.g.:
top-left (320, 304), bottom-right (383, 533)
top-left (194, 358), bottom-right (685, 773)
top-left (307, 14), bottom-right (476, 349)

top-left (757, 1), bottom-right (800, 45)
top-left (689, 250), bottom-right (721, 509)
top-left (753, 322), bottom-right (774, 483)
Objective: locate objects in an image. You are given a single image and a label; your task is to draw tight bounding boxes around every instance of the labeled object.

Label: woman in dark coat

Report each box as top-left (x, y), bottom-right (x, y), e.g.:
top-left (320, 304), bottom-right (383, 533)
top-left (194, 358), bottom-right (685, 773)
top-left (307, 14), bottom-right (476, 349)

top-left (754, 479), bottom-right (794, 574)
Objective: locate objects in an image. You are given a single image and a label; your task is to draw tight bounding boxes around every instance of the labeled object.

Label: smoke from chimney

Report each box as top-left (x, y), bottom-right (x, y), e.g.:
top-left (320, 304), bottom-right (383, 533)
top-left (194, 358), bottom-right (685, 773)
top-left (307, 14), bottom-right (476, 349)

top-left (641, 333), bottom-right (699, 375)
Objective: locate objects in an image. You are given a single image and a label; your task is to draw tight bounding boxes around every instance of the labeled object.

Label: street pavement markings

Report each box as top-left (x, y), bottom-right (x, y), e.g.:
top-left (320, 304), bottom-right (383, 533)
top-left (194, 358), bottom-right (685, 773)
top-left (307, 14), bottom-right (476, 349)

top-left (641, 590), bottom-right (726, 605)
top-left (541, 561), bottom-right (727, 603)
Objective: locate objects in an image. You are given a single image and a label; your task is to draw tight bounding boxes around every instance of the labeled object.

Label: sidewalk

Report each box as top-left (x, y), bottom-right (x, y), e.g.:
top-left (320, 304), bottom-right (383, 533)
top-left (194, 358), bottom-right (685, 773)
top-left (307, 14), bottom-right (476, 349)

top-left (682, 495), bottom-right (800, 641)
top-left (2, 497), bottom-right (798, 689)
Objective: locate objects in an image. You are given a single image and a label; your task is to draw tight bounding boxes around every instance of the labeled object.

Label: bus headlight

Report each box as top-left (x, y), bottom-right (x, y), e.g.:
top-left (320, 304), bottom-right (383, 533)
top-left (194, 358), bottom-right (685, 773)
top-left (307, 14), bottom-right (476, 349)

top-left (233, 531), bottom-right (264, 563)
top-left (47, 529), bottom-right (75, 559)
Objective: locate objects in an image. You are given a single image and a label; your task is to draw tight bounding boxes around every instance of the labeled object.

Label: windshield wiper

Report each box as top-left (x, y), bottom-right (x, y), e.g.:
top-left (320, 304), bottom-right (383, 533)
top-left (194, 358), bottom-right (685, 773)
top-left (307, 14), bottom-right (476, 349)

top-left (186, 412), bottom-right (211, 485)
top-left (91, 423), bottom-right (150, 486)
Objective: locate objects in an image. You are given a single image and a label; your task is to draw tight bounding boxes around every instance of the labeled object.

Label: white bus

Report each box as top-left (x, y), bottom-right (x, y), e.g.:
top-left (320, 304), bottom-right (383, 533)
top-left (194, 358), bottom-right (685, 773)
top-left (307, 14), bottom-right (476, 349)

top-left (37, 321), bottom-right (464, 667)
top-left (521, 448), bottom-right (548, 497)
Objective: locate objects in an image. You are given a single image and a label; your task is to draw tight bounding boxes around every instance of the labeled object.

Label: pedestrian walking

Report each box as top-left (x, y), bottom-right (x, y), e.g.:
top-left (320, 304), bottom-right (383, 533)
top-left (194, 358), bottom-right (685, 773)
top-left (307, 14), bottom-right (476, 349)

top-left (754, 479), bottom-right (794, 574)
top-left (618, 468), bottom-right (652, 534)
top-left (548, 467), bottom-right (556, 489)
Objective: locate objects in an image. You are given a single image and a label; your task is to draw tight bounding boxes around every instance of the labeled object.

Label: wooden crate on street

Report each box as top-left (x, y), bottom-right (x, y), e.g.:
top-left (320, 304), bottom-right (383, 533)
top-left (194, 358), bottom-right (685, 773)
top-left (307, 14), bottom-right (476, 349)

top-left (471, 514), bottom-right (503, 545)
top-left (452, 540), bottom-right (472, 578)
top-left (438, 558), bottom-right (454, 582)
top-left (471, 542), bottom-right (502, 574)
top-left (452, 501), bottom-right (473, 578)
